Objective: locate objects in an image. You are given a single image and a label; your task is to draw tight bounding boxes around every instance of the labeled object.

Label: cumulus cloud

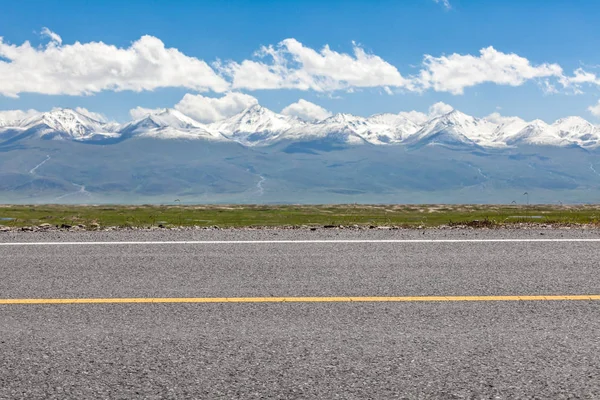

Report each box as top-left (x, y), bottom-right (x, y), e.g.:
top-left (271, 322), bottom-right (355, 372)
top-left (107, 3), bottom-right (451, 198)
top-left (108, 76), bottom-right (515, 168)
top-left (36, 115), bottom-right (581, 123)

top-left (428, 101), bottom-right (454, 118)
top-left (417, 46), bottom-right (564, 95)
top-left (174, 92), bottom-right (258, 123)
top-left (588, 100), bottom-right (600, 117)
top-left (281, 99), bottom-right (332, 121)
top-left (0, 109), bottom-right (40, 125)
top-left (223, 40), bottom-right (590, 97)
top-left (484, 111), bottom-right (528, 127)
top-left (221, 38), bottom-right (409, 92)
top-left (0, 32), bottom-right (229, 97)
top-left (4, 30), bottom-right (600, 101)
top-left (74, 107), bottom-right (108, 122)
top-left (398, 101), bottom-right (454, 124)
top-left (129, 106), bottom-right (164, 120)
top-left (433, 0), bottom-right (451, 10)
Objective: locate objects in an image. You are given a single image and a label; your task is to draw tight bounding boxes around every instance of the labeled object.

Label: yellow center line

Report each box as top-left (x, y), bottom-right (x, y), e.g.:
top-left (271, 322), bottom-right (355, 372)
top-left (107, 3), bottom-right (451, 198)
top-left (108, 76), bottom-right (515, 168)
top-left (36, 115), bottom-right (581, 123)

top-left (1, 295), bottom-right (600, 305)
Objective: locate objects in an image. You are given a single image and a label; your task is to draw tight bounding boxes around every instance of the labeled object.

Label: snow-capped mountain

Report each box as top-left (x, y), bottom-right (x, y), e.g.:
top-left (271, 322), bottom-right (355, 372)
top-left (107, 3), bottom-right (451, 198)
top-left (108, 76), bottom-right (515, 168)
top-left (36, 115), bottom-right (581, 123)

top-left (503, 120), bottom-right (571, 147)
top-left (404, 110), bottom-right (499, 148)
top-left (485, 115), bottom-right (529, 145)
top-left (118, 109), bottom-right (228, 141)
top-left (366, 113), bottom-right (421, 141)
top-left (1, 105), bottom-right (600, 149)
top-left (552, 116), bottom-right (600, 148)
top-left (283, 112), bottom-right (418, 145)
top-left (208, 104), bottom-right (303, 145)
top-left (122, 108), bottom-right (204, 130)
top-left (283, 113), bottom-right (370, 145)
top-left (18, 108), bottom-right (118, 140)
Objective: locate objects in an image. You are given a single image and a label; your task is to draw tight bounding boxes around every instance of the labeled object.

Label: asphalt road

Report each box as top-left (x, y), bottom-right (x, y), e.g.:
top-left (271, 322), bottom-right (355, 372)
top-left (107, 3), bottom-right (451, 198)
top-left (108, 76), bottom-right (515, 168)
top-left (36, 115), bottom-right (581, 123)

top-left (1, 229), bottom-right (600, 399)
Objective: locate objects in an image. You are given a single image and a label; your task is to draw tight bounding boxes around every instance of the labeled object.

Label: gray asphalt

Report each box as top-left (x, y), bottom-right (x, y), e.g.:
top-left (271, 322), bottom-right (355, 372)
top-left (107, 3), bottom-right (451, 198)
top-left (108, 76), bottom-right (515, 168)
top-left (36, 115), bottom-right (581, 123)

top-left (1, 229), bottom-right (600, 398)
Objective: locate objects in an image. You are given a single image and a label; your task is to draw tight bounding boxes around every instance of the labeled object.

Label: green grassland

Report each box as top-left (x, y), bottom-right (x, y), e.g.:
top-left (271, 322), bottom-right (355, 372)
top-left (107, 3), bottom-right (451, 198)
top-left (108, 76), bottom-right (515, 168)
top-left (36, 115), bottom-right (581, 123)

top-left (1, 204), bottom-right (600, 229)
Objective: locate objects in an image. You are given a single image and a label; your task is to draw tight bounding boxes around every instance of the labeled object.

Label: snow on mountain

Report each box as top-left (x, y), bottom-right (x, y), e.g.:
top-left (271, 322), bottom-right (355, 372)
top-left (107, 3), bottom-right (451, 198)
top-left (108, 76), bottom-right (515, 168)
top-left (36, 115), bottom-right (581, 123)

top-left (118, 109), bottom-right (227, 141)
top-left (18, 108), bottom-right (117, 140)
top-left (2, 105), bottom-right (600, 150)
top-left (503, 119), bottom-right (572, 147)
top-left (365, 113), bottom-right (421, 142)
top-left (404, 110), bottom-right (499, 148)
top-left (282, 112), bottom-right (419, 145)
top-left (282, 113), bottom-right (369, 145)
top-left (208, 104), bottom-right (302, 146)
top-left (552, 116), bottom-right (600, 148)
top-left (484, 113), bottom-right (529, 144)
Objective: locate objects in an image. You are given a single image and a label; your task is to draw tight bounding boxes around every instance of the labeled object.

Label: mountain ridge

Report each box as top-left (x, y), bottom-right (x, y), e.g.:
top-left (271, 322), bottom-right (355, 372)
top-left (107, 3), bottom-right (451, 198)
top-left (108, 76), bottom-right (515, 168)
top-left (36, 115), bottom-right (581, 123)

top-left (1, 105), bottom-right (599, 149)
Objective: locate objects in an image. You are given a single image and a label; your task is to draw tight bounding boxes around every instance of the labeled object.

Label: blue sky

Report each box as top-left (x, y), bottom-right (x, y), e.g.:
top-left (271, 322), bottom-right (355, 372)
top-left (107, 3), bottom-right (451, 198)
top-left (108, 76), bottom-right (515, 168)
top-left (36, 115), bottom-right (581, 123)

top-left (2, 0), bottom-right (600, 123)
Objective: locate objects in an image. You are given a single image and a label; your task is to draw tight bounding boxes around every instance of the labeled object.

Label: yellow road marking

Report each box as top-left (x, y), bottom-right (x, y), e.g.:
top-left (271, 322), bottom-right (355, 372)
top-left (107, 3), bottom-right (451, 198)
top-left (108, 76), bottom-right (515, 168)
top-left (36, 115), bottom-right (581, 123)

top-left (1, 295), bottom-right (600, 305)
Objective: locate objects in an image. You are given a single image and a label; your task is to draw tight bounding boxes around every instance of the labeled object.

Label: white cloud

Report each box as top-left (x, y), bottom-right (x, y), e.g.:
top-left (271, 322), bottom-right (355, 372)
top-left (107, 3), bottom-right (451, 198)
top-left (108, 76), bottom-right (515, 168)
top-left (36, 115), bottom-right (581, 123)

top-left (174, 92), bottom-right (258, 123)
top-left (0, 32), bottom-right (229, 97)
top-left (221, 38), bottom-right (409, 92)
top-left (223, 41), bottom-right (584, 97)
top-left (129, 106), bottom-right (164, 120)
top-left (74, 107), bottom-right (107, 122)
top-left (559, 68), bottom-right (600, 94)
top-left (588, 100), bottom-right (600, 117)
top-left (417, 46), bottom-right (564, 94)
top-left (398, 101), bottom-right (454, 124)
top-left (428, 101), bottom-right (454, 118)
top-left (484, 111), bottom-right (526, 125)
top-left (433, 0), bottom-right (451, 10)
top-left (0, 109), bottom-right (40, 125)
top-left (4, 30), bottom-right (600, 101)
top-left (397, 110), bottom-right (429, 125)
top-left (281, 99), bottom-right (332, 121)
top-left (40, 27), bottom-right (62, 45)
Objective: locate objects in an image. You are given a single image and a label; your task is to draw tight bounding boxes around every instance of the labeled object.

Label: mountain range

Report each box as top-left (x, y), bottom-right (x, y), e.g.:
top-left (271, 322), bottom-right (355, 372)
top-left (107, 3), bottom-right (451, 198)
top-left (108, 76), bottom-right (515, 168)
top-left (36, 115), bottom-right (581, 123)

top-left (1, 105), bottom-right (600, 149)
top-left (1, 105), bottom-right (600, 204)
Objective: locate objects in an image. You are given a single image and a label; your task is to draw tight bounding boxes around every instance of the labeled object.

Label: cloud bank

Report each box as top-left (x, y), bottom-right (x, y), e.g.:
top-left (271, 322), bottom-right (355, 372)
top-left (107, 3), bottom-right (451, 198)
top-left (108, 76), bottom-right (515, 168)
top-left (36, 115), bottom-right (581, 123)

top-left (220, 38), bottom-right (409, 92)
top-left (398, 101), bottom-right (454, 125)
top-left (2, 29), bottom-right (600, 102)
top-left (0, 30), bottom-right (229, 97)
top-left (174, 92), bottom-right (258, 123)
top-left (0, 109), bottom-right (40, 125)
top-left (281, 99), bottom-right (332, 121)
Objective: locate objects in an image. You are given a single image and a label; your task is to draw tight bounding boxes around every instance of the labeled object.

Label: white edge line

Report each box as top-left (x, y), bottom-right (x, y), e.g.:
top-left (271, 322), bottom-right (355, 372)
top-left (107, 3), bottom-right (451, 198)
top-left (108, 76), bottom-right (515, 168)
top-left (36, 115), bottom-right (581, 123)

top-left (1, 239), bottom-right (600, 246)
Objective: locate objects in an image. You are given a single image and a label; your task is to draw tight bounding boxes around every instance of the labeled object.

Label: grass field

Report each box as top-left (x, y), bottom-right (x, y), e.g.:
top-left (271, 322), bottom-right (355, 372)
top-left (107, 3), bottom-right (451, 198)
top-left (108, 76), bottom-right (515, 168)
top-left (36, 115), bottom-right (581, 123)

top-left (1, 204), bottom-right (600, 229)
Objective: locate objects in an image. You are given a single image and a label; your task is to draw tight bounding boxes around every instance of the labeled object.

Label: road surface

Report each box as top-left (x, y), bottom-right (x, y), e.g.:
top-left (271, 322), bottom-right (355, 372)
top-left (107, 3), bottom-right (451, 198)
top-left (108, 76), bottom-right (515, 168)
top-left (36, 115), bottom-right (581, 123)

top-left (1, 229), bottom-right (600, 398)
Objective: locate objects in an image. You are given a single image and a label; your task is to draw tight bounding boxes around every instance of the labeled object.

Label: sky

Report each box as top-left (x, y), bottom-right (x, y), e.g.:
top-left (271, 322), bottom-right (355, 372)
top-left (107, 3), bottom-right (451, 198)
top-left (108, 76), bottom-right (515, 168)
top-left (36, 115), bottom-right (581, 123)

top-left (2, 0), bottom-right (600, 124)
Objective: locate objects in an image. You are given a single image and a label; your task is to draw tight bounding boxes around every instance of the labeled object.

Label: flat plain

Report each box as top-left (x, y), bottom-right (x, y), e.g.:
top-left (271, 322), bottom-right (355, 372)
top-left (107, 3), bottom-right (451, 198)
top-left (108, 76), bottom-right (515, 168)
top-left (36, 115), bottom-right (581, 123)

top-left (2, 203), bottom-right (600, 229)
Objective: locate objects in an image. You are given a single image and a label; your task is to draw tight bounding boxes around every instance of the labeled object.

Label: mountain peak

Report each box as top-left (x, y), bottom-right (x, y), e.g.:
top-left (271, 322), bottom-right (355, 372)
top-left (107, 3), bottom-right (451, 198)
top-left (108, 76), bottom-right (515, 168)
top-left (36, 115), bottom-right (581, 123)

top-left (322, 113), bottom-right (366, 126)
top-left (503, 119), bottom-right (571, 147)
top-left (208, 104), bottom-right (301, 146)
top-left (405, 108), bottom-right (500, 148)
top-left (238, 104), bottom-right (271, 116)
top-left (553, 116), bottom-right (594, 130)
top-left (124, 108), bottom-right (205, 132)
top-left (19, 108), bottom-right (107, 138)
top-left (552, 116), bottom-right (599, 146)
top-left (437, 109), bottom-right (472, 122)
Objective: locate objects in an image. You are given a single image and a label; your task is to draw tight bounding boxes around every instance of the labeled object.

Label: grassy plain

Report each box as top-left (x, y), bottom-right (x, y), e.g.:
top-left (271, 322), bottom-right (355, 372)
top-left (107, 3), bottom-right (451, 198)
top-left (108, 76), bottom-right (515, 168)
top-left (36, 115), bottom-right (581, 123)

top-left (1, 204), bottom-right (600, 229)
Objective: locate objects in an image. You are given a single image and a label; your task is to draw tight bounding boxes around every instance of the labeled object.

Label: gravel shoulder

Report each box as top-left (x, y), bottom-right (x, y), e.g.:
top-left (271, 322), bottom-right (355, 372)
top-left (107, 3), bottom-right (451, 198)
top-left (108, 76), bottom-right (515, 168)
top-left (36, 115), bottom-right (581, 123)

top-left (2, 225), bottom-right (600, 243)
